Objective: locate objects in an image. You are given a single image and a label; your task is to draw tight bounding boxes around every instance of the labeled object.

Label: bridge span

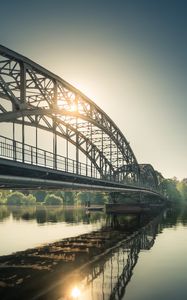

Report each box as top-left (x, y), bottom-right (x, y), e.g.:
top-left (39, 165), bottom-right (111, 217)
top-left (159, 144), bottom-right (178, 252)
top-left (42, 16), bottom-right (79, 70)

top-left (0, 45), bottom-right (164, 198)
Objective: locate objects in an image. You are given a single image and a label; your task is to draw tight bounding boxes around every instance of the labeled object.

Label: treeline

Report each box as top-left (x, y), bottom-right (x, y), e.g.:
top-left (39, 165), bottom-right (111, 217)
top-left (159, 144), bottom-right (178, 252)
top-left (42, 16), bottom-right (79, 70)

top-left (162, 178), bottom-right (187, 203)
top-left (0, 177), bottom-right (187, 206)
top-left (0, 190), bottom-right (109, 206)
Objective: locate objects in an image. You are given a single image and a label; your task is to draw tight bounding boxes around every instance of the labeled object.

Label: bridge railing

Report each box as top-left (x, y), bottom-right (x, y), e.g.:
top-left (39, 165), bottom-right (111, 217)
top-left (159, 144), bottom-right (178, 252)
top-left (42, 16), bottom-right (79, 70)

top-left (0, 135), bottom-right (100, 179)
top-left (0, 135), bottom-right (162, 194)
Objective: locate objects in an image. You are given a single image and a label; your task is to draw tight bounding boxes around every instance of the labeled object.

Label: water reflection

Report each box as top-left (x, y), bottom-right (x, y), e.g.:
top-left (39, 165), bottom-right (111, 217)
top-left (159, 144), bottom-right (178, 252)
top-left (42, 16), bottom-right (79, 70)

top-left (1, 205), bottom-right (187, 300)
top-left (59, 213), bottom-right (161, 300)
top-left (0, 205), bottom-right (103, 224)
top-left (55, 206), bottom-right (187, 300)
top-left (0, 205), bottom-right (10, 221)
top-left (0, 206), bottom-right (105, 256)
top-left (71, 287), bottom-right (81, 299)
top-left (1, 204), bottom-right (187, 226)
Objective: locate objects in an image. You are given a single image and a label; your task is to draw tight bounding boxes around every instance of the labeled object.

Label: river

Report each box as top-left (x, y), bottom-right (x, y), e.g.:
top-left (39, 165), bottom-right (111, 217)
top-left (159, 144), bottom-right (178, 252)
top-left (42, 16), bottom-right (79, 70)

top-left (0, 205), bottom-right (187, 300)
top-left (0, 205), bottom-right (105, 256)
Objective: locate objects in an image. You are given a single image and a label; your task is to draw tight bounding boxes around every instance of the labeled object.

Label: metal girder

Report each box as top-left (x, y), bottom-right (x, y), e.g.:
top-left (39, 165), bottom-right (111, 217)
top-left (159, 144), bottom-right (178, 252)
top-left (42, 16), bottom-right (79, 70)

top-left (0, 44), bottom-right (161, 190)
top-left (139, 164), bottom-right (159, 190)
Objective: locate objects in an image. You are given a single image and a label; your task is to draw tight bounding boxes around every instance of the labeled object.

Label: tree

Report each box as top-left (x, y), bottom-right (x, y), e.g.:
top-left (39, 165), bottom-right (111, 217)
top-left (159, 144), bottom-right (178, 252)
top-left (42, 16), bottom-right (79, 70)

top-left (177, 179), bottom-right (187, 201)
top-left (7, 191), bottom-right (27, 205)
top-left (76, 192), bottom-right (90, 206)
top-left (6, 191), bottom-right (36, 205)
top-left (0, 190), bottom-right (11, 204)
top-left (32, 190), bottom-right (47, 202)
top-left (93, 192), bottom-right (109, 204)
top-left (44, 194), bottom-right (63, 205)
top-left (63, 192), bottom-right (75, 205)
top-left (162, 179), bottom-right (181, 202)
top-left (26, 194), bottom-right (37, 205)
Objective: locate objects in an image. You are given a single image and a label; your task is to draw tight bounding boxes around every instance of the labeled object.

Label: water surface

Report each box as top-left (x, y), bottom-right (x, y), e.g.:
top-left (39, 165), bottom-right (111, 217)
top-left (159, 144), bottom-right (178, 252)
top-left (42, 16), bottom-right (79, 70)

top-left (77, 206), bottom-right (187, 300)
top-left (0, 205), bottom-right (104, 255)
top-left (1, 205), bottom-right (187, 300)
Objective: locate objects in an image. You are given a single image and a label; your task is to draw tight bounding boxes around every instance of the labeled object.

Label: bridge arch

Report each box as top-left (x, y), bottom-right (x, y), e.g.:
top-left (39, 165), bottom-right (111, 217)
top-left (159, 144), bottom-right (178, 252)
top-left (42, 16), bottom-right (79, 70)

top-left (139, 164), bottom-right (159, 190)
top-left (0, 44), bottom-right (139, 182)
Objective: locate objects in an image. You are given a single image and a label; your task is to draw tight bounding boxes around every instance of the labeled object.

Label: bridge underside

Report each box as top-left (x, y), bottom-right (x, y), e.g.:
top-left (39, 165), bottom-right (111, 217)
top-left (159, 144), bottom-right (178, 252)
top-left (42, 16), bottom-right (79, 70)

top-left (0, 158), bottom-right (164, 201)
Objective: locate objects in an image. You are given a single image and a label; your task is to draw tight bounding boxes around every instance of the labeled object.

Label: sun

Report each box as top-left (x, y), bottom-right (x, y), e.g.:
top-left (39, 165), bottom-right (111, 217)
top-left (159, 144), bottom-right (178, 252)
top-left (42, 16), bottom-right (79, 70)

top-left (69, 102), bottom-right (77, 112)
top-left (57, 99), bottom-right (77, 112)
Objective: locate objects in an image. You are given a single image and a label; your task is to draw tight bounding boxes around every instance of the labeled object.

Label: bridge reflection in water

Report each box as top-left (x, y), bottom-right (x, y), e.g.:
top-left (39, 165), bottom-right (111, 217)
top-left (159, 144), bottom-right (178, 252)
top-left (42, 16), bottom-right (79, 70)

top-left (26, 210), bottom-right (161, 300)
top-left (0, 208), bottom-right (164, 300)
top-left (0, 207), bottom-right (162, 300)
top-left (59, 213), bottom-right (161, 300)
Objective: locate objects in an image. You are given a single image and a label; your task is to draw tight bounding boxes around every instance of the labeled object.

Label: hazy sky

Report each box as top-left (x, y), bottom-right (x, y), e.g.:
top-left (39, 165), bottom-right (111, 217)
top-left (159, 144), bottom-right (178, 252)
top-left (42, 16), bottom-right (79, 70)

top-left (0, 0), bottom-right (187, 179)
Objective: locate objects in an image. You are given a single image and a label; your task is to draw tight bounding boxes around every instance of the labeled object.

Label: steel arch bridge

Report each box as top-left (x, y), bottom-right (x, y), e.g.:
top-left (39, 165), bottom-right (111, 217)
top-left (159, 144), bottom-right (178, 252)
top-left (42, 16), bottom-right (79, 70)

top-left (0, 45), bottom-right (163, 194)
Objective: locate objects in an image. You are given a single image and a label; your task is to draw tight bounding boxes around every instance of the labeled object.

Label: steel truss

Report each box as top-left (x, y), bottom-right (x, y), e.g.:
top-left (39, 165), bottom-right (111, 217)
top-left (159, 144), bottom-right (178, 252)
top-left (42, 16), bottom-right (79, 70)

top-left (0, 45), bottom-right (161, 190)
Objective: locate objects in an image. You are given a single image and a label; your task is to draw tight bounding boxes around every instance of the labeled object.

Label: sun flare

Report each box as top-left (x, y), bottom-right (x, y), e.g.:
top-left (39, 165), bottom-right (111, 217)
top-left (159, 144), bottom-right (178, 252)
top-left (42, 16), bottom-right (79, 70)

top-left (57, 99), bottom-right (77, 112)
top-left (71, 286), bottom-right (81, 299)
top-left (69, 103), bottom-right (77, 112)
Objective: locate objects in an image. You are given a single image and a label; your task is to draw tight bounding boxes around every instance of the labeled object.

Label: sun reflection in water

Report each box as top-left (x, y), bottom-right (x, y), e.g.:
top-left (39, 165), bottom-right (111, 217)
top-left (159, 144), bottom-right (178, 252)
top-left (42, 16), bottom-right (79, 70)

top-left (71, 286), bottom-right (81, 299)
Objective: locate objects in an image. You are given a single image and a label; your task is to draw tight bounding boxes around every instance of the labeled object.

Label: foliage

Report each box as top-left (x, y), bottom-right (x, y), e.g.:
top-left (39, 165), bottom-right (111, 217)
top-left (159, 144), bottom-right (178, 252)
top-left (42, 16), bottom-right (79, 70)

top-left (1, 177), bottom-right (187, 206)
top-left (67, 191), bottom-right (109, 206)
top-left (162, 178), bottom-right (182, 202)
top-left (7, 192), bottom-right (25, 205)
top-left (6, 191), bottom-right (36, 205)
top-left (0, 191), bottom-right (11, 204)
top-left (177, 179), bottom-right (187, 202)
top-left (0, 206), bottom-right (10, 220)
top-left (93, 192), bottom-right (109, 204)
top-left (25, 194), bottom-right (37, 204)
top-left (0, 196), bottom-right (6, 205)
top-left (44, 194), bottom-right (63, 205)
top-left (31, 190), bottom-right (47, 202)
top-left (63, 192), bottom-right (75, 205)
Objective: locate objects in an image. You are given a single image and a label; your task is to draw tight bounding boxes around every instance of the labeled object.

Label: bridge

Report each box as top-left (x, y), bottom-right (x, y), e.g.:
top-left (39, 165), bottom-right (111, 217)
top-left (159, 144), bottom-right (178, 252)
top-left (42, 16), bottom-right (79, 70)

top-left (0, 45), bottom-right (164, 197)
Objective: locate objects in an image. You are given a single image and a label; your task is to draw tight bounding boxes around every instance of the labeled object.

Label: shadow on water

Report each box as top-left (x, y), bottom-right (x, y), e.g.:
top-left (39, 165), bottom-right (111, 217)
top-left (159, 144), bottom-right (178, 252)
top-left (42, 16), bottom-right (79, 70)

top-left (0, 205), bottom-right (187, 299)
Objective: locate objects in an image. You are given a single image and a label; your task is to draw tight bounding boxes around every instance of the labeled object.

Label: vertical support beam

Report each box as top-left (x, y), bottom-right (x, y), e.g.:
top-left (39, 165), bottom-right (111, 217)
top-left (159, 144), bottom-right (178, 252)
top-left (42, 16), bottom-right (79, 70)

top-left (110, 132), bottom-right (112, 181)
top-left (53, 80), bottom-right (57, 107)
top-left (122, 141), bottom-right (125, 183)
top-left (101, 130), bottom-right (104, 179)
top-left (90, 124), bottom-right (93, 178)
top-left (53, 80), bottom-right (58, 169)
top-left (53, 118), bottom-right (57, 169)
top-left (20, 62), bottom-right (26, 104)
top-left (76, 123), bottom-right (79, 174)
top-left (116, 132), bottom-right (119, 182)
top-left (13, 122), bottom-right (16, 160)
top-left (22, 117), bottom-right (25, 162)
top-left (12, 102), bottom-right (17, 160)
top-left (137, 166), bottom-right (140, 185)
top-left (35, 116), bottom-right (38, 164)
top-left (75, 96), bottom-right (79, 174)
top-left (86, 141), bottom-right (88, 176)
top-left (31, 146), bottom-right (33, 164)
top-left (66, 127), bottom-right (69, 172)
